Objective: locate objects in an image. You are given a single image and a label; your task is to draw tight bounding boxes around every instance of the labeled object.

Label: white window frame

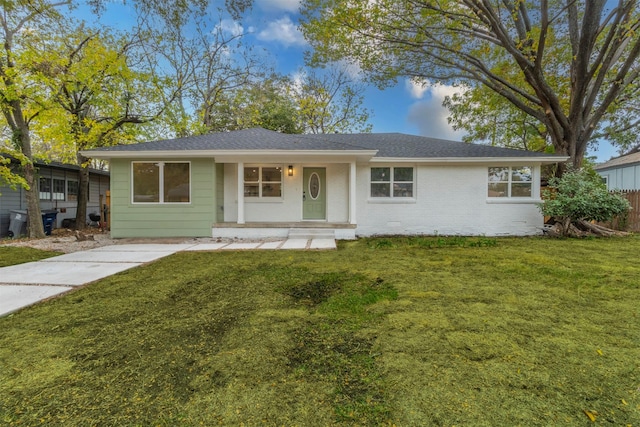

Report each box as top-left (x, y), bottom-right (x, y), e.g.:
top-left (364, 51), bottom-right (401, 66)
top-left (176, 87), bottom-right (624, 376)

top-left (487, 166), bottom-right (533, 198)
top-left (370, 166), bottom-right (415, 199)
top-left (39, 177), bottom-right (52, 200)
top-left (243, 165), bottom-right (283, 199)
top-left (52, 178), bottom-right (66, 201)
top-left (67, 180), bottom-right (79, 202)
top-left (131, 161), bottom-right (191, 204)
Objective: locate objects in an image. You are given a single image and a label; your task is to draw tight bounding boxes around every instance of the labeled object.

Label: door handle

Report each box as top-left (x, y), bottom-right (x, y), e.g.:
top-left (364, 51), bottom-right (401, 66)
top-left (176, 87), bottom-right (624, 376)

top-left (303, 191), bottom-right (306, 201)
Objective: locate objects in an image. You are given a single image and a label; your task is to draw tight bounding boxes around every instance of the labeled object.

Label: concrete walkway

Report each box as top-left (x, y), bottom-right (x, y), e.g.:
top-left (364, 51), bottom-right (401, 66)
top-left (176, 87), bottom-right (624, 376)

top-left (0, 238), bottom-right (336, 317)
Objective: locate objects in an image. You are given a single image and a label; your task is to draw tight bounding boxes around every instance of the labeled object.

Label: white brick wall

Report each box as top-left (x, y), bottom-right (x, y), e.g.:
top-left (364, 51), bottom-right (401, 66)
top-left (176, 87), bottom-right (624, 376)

top-left (355, 163), bottom-right (544, 236)
top-left (221, 161), bottom-right (545, 236)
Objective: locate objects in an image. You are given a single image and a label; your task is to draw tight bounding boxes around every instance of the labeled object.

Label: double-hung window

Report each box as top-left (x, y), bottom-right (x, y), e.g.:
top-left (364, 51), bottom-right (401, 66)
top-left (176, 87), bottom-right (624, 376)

top-left (132, 161), bottom-right (191, 203)
top-left (39, 177), bottom-right (52, 200)
top-left (52, 179), bottom-right (65, 201)
top-left (67, 181), bottom-right (79, 201)
top-left (488, 166), bottom-right (532, 198)
top-left (370, 167), bottom-right (414, 198)
top-left (244, 166), bottom-right (282, 198)
top-left (40, 177), bottom-right (80, 201)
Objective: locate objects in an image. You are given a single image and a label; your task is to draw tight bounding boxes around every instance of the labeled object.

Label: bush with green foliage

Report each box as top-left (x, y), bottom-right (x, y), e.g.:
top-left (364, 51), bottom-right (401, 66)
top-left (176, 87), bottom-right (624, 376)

top-left (538, 168), bottom-right (631, 235)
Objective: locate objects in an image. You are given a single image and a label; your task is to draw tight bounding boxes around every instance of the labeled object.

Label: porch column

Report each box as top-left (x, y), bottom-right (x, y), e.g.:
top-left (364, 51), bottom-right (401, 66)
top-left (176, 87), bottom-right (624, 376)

top-left (349, 161), bottom-right (357, 225)
top-left (237, 162), bottom-right (245, 224)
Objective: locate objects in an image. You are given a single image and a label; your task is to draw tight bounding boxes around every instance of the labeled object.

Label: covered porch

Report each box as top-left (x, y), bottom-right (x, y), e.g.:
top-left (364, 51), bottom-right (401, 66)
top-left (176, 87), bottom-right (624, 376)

top-left (213, 152), bottom-right (371, 240)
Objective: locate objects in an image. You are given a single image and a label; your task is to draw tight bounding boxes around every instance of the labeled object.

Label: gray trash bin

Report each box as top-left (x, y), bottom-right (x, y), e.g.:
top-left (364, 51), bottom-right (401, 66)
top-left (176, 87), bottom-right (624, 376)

top-left (8, 210), bottom-right (28, 238)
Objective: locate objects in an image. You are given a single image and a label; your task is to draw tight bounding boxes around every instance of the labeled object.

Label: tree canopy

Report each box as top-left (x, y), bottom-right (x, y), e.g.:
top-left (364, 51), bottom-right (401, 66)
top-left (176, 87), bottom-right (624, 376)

top-left (301, 0), bottom-right (640, 167)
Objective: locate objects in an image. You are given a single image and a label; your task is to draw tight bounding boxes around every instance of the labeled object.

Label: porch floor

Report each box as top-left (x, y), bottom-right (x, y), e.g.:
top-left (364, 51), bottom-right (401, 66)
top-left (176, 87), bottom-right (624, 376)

top-left (213, 222), bottom-right (356, 229)
top-left (212, 222), bottom-right (357, 240)
top-left (186, 238), bottom-right (336, 251)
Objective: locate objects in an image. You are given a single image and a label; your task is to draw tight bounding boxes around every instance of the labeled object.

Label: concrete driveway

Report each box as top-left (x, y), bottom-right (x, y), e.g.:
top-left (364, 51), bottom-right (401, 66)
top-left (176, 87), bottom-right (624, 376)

top-left (0, 238), bottom-right (336, 317)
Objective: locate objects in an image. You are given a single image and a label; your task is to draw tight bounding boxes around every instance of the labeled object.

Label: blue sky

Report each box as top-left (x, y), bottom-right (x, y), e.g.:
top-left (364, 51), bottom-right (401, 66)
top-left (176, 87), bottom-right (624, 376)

top-left (74, 0), bottom-right (617, 162)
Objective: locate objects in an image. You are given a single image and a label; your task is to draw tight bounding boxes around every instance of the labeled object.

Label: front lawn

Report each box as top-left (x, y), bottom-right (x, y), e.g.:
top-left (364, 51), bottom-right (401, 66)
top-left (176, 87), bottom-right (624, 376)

top-left (0, 246), bottom-right (61, 267)
top-left (1, 236), bottom-right (639, 425)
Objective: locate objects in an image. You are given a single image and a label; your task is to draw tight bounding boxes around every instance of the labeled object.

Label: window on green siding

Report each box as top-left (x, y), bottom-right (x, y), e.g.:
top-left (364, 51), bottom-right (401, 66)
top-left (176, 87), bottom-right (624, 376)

top-left (132, 162), bottom-right (190, 203)
top-left (370, 167), bottom-right (414, 198)
top-left (488, 166), bottom-right (532, 197)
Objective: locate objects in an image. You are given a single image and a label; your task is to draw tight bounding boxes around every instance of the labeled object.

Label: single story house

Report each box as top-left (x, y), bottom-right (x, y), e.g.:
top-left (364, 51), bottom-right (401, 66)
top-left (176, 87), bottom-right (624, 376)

top-left (82, 128), bottom-right (567, 239)
top-left (0, 157), bottom-right (110, 237)
top-left (595, 151), bottom-right (640, 191)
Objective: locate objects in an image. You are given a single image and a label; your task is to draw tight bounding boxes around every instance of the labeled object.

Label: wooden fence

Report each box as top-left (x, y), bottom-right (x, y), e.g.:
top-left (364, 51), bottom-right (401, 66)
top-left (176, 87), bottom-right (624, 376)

top-left (604, 190), bottom-right (640, 232)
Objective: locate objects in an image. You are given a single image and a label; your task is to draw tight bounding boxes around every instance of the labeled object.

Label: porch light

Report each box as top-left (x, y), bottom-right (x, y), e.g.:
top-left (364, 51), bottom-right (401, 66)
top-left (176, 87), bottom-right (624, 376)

top-left (288, 165), bottom-right (294, 176)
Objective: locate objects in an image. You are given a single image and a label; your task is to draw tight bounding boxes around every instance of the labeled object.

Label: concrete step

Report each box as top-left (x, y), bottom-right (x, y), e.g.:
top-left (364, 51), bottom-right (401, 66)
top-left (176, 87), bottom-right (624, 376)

top-left (288, 228), bottom-right (336, 240)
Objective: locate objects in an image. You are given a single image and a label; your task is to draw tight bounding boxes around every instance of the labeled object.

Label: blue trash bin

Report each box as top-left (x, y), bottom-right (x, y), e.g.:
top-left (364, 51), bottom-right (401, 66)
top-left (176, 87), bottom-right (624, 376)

top-left (41, 210), bottom-right (58, 236)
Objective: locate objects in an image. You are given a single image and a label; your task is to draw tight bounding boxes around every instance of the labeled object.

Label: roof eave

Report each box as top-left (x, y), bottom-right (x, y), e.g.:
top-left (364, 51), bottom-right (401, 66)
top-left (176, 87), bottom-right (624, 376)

top-left (370, 156), bottom-right (569, 164)
top-left (80, 149), bottom-right (379, 161)
top-left (595, 162), bottom-right (640, 171)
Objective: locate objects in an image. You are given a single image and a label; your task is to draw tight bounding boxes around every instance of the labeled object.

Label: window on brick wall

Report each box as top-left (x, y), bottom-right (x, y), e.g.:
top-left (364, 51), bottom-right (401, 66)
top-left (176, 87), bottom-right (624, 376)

top-left (488, 166), bottom-right (533, 198)
top-left (370, 167), bottom-right (414, 198)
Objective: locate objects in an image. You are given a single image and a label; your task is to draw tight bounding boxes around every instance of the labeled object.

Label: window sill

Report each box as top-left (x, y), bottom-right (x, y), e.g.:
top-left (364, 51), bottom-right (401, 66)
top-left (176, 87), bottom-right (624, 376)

top-left (367, 198), bottom-right (417, 204)
top-left (244, 198), bottom-right (285, 203)
top-left (486, 198), bottom-right (541, 204)
top-left (131, 202), bottom-right (192, 205)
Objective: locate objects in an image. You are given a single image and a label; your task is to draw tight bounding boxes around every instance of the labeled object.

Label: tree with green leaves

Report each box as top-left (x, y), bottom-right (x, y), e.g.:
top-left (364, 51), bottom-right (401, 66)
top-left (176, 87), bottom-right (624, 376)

top-left (301, 0), bottom-right (640, 168)
top-left (291, 67), bottom-right (372, 134)
top-left (31, 25), bottom-right (169, 229)
top-left (207, 75), bottom-right (303, 133)
top-left (0, 149), bottom-right (29, 193)
top-left (0, 0), bottom-right (73, 237)
top-left (443, 84), bottom-right (550, 151)
top-left (147, 10), bottom-right (265, 137)
top-left (538, 168), bottom-right (630, 236)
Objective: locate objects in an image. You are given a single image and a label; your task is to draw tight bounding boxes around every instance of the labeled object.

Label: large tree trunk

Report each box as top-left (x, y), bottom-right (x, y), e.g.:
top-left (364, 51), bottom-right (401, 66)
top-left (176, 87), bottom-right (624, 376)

top-left (23, 161), bottom-right (45, 238)
top-left (75, 153), bottom-right (90, 230)
top-left (13, 119), bottom-right (45, 238)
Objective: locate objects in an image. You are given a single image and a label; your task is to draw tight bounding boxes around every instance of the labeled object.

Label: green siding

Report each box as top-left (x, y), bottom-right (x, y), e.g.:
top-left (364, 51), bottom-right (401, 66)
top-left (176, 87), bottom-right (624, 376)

top-left (110, 158), bottom-right (216, 238)
top-left (216, 163), bottom-right (224, 223)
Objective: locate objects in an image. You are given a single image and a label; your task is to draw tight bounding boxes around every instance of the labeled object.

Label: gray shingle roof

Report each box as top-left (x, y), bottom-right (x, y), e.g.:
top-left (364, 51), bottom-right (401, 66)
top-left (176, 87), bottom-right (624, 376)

top-left (594, 151), bottom-right (640, 170)
top-left (305, 132), bottom-right (556, 158)
top-left (96, 128), bottom-right (360, 152)
top-left (90, 127), bottom-right (564, 159)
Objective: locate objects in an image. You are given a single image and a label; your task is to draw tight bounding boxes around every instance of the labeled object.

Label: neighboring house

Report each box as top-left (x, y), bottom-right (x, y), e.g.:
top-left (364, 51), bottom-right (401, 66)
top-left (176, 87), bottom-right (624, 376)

top-left (595, 151), bottom-right (640, 190)
top-left (0, 158), bottom-right (110, 237)
top-left (82, 128), bottom-right (567, 239)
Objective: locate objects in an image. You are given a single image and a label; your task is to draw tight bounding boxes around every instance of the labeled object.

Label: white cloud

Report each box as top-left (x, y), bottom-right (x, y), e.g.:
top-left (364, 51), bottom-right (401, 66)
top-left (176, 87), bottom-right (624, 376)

top-left (337, 59), bottom-right (363, 80)
top-left (406, 82), bottom-right (466, 140)
top-left (405, 78), bottom-right (429, 99)
top-left (217, 19), bottom-right (244, 37)
top-left (256, 0), bottom-right (301, 12)
top-left (257, 15), bottom-right (307, 47)
top-left (290, 70), bottom-right (306, 93)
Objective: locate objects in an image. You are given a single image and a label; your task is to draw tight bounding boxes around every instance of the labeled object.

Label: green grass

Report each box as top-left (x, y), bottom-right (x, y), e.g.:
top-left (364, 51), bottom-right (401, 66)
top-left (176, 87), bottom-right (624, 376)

top-left (0, 246), bottom-right (61, 267)
top-left (1, 236), bottom-right (639, 426)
